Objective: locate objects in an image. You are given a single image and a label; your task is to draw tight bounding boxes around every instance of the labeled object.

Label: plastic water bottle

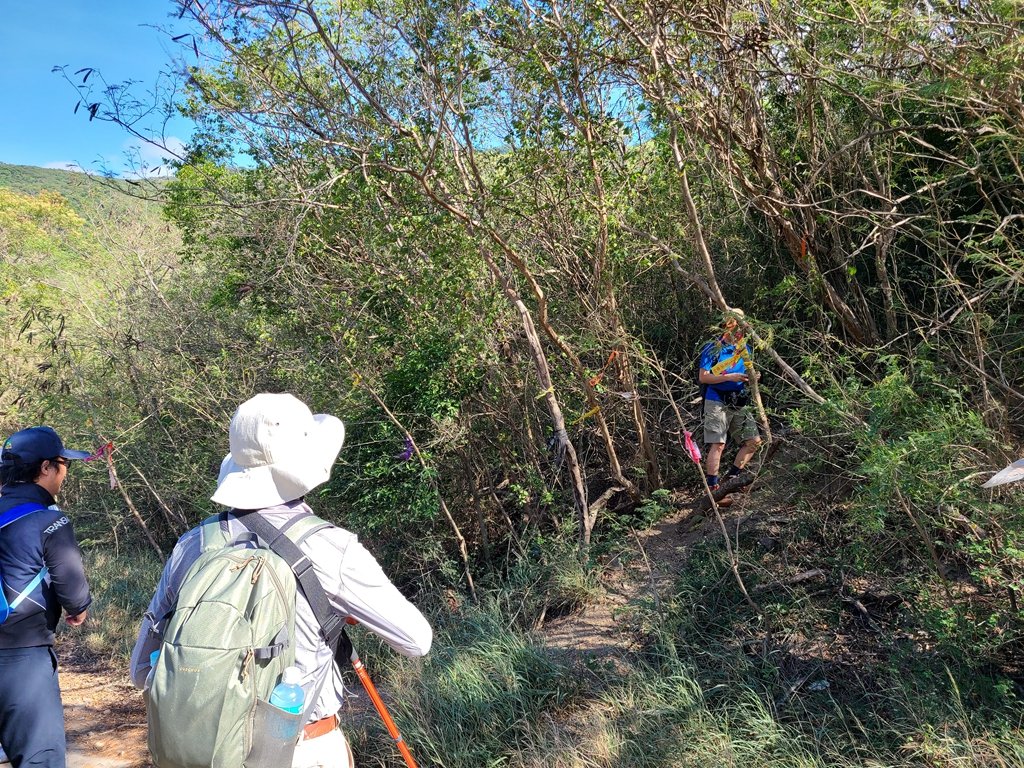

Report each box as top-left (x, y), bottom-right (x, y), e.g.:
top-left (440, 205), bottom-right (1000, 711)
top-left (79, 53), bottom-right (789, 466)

top-left (144, 649), bottom-right (160, 690)
top-left (269, 666), bottom-right (305, 714)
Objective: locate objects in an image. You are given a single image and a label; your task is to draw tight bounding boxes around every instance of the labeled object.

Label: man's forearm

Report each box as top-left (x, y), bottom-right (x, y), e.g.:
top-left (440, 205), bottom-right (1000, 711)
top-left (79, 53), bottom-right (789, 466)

top-left (700, 372), bottom-right (742, 385)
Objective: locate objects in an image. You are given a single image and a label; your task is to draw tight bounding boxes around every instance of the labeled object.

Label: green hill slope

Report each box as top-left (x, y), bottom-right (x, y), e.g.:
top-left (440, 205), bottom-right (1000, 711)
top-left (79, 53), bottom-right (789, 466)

top-left (0, 162), bottom-right (159, 216)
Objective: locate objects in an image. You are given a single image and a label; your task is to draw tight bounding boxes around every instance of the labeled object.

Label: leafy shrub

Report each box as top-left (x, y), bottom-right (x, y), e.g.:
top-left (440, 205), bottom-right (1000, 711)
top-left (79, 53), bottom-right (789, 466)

top-left (487, 526), bottom-right (602, 631)
top-left (789, 358), bottom-right (1023, 667)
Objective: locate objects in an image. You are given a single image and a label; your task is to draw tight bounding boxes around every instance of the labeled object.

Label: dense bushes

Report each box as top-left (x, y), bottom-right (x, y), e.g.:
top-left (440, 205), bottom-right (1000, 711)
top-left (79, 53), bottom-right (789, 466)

top-left (787, 359), bottom-right (1023, 670)
top-left (3, 0), bottom-right (1024, 761)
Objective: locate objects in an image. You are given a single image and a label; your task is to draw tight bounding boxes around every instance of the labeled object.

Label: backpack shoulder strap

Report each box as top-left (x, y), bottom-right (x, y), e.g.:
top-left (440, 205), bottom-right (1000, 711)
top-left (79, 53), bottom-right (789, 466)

top-left (235, 511), bottom-right (345, 653)
top-left (0, 502), bottom-right (47, 530)
top-left (289, 517), bottom-right (355, 666)
top-left (0, 502), bottom-right (51, 623)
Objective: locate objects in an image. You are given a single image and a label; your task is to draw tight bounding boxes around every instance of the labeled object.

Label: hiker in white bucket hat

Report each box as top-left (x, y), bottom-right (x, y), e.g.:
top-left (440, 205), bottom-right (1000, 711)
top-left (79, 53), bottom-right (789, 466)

top-left (211, 393), bottom-right (347, 509)
top-left (130, 393), bottom-right (432, 768)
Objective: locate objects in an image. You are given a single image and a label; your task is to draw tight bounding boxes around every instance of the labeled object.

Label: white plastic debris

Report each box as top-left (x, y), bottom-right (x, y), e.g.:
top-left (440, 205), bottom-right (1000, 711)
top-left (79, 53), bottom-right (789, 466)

top-left (982, 459), bottom-right (1024, 488)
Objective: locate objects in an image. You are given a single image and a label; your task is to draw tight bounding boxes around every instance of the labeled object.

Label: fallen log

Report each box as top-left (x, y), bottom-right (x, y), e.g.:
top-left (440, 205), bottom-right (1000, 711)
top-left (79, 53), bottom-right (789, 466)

top-left (694, 470), bottom-right (755, 512)
top-left (588, 485), bottom-right (624, 517)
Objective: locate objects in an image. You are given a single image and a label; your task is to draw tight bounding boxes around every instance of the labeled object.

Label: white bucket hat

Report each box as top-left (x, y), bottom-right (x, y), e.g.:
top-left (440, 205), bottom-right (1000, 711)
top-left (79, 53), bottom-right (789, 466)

top-left (211, 393), bottom-right (345, 509)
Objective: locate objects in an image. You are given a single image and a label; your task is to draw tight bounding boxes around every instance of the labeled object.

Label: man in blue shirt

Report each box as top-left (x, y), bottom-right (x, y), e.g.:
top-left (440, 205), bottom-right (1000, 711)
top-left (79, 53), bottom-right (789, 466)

top-left (0, 427), bottom-right (92, 768)
top-left (698, 311), bottom-right (763, 497)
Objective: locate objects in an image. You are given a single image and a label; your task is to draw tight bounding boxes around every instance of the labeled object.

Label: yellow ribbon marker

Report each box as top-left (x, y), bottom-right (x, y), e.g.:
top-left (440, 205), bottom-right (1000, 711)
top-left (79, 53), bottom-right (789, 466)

top-left (572, 406), bottom-right (602, 425)
top-left (347, 371), bottom-right (363, 396)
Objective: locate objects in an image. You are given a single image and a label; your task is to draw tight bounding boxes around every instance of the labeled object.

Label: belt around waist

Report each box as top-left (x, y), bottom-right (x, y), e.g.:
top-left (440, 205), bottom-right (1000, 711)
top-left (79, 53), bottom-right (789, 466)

top-left (303, 714), bottom-right (339, 740)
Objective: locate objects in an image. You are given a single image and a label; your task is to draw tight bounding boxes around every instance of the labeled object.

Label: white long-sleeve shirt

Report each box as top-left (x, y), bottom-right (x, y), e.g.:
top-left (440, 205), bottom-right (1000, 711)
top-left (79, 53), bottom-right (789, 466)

top-left (129, 500), bottom-right (432, 721)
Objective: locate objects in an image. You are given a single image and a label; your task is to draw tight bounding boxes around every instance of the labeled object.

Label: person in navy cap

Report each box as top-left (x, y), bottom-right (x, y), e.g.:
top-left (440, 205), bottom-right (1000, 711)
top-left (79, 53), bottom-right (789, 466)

top-left (0, 427), bottom-right (93, 768)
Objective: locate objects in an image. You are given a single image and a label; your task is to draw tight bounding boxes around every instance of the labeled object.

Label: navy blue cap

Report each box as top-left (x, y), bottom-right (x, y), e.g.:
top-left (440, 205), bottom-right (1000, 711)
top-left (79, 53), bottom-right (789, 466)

top-left (1, 427), bottom-right (91, 465)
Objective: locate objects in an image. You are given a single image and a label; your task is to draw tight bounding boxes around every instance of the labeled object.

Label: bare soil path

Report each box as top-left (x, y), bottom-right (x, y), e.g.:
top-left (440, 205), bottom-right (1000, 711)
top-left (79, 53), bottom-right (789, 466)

top-left (539, 486), bottom-right (738, 657)
top-left (0, 652), bottom-right (148, 768)
top-left (538, 474), bottom-right (790, 664)
top-left (61, 657), bottom-right (149, 768)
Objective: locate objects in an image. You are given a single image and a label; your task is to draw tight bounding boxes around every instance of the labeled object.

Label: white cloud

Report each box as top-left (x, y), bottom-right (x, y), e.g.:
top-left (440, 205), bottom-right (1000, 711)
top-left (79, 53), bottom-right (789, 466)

top-left (118, 136), bottom-right (188, 179)
top-left (40, 137), bottom-right (190, 180)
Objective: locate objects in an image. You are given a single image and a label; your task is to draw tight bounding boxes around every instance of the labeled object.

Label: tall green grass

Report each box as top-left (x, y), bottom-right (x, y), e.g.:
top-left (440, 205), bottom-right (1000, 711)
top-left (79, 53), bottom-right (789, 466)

top-left (63, 533), bottom-right (1023, 766)
top-left (349, 598), bottom-right (1022, 768)
top-left (59, 547), bottom-right (164, 662)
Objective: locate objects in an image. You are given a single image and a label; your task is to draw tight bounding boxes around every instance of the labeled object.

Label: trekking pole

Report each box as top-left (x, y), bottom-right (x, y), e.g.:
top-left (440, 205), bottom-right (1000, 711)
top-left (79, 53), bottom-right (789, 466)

top-left (343, 620), bottom-right (420, 768)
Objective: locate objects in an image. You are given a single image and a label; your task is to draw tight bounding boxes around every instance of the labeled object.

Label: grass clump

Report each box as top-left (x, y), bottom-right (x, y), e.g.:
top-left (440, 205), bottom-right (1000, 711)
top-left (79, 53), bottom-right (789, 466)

top-left (353, 605), bottom-right (590, 767)
top-left (631, 538), bottom-right (1024, 767)
top-left (60, 547), bottom-right (164, 661)
top-left (487, 529), bottom-right (603, 631)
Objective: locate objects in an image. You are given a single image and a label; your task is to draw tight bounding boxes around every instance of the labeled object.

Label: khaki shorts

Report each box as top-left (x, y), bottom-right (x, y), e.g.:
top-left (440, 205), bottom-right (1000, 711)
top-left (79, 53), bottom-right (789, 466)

top-left (703, 398), bottom-right (759, 445)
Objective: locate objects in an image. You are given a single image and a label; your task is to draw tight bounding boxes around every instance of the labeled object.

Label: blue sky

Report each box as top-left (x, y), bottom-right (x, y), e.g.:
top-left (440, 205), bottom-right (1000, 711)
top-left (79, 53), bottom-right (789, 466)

top-left (0, 1), bottom-right (194, 176)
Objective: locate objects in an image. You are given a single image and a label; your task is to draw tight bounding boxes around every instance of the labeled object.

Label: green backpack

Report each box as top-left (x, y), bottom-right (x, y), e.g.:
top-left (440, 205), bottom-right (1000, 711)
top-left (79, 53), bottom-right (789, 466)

top-left (146, 511), bottom-right (333, 768)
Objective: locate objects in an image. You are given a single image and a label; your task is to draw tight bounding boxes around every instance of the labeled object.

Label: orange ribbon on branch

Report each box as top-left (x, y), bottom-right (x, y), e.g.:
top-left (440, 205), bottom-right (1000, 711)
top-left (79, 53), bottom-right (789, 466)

top-left (589, 349), bottom-right (619, 388)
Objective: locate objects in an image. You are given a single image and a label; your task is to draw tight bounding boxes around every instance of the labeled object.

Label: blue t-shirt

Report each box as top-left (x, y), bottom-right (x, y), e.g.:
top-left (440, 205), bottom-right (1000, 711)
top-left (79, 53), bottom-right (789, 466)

top-left (699, 339), bottom-right (751, 402)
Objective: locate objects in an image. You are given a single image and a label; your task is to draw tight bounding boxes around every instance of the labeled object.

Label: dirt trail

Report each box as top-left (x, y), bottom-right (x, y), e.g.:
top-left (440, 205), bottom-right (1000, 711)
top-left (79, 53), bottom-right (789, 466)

top-left (62, 662), bottom-right (149, 768)
top-left (0, 656), bottom-right (148, 768)
top-left (539, 486), bottom-right (759, 657)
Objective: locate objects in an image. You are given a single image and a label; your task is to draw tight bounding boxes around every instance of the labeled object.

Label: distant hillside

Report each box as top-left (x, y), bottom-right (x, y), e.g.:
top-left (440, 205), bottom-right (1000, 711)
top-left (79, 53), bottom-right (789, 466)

top-left (0, 162), bottom-right (161, 217)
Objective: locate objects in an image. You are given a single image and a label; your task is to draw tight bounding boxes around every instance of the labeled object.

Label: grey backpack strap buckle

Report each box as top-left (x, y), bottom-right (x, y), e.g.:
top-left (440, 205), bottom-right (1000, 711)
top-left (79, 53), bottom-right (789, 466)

top-left (253, 625), bottom-right (289, 660)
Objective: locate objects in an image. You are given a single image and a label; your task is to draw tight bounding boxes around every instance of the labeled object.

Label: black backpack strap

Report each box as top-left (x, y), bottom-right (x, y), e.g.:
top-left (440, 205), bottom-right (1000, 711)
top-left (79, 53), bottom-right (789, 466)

top-left (294, 521), bottom-right (355, 666)
top-left (235, 511), bottom-right (346, 654)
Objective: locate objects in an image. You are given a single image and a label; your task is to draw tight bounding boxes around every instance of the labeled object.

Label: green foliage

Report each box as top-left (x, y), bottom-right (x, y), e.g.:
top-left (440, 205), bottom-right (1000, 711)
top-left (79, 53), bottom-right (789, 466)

top-left (0, 163), bottom-right (143, 214)
top-left (363, 606), bottom-right (590, 768)
top-left (593, 488), bottom-right (674, 558)
top-left (64, 548), bottom-right (163, 661)
top-left (7, 2), bottom-right (1024, 763)
top-left (1, 162), bottom-right (268, 547)
top-left (381, 328), bottom-right (487, 423)
top-left (789, 358), bottom-right (1023, 667)
top-left (328, 418), bottom-right (441, 556)
top-left (606, 539), bottom-right (1023, 767)
top-left (350, 585), bottom-right (1024, 767)
top-left (486, 525), bottom-right (602, 631)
